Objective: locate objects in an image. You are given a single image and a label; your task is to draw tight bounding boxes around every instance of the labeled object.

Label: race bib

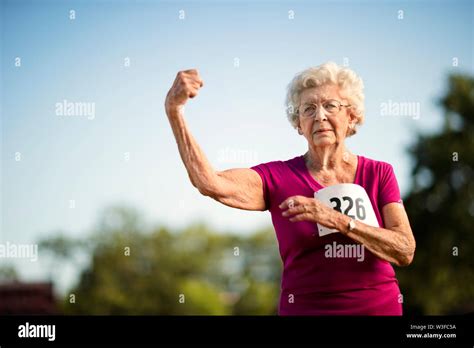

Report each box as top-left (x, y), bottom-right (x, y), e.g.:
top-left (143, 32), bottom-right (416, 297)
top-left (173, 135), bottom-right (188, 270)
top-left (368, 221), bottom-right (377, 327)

top-left (314, 183), bottom-right (379, 237)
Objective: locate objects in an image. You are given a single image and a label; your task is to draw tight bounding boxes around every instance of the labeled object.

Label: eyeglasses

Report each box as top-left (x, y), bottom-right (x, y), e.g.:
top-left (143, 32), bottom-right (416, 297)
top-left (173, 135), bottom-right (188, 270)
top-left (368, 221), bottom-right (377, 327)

top-left (297, 99), bottom-right (351, 118)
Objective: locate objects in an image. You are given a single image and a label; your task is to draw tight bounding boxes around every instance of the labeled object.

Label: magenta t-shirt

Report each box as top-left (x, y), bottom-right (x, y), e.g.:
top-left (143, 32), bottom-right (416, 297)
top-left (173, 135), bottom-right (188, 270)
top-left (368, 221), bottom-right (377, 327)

top-left (251, 154), bottom-right (403, 315)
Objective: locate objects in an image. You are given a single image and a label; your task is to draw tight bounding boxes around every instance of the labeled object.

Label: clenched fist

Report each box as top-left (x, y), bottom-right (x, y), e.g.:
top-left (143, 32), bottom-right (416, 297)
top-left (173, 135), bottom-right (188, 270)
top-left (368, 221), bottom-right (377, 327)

top-left (165, 69), bottom-right (204, 114)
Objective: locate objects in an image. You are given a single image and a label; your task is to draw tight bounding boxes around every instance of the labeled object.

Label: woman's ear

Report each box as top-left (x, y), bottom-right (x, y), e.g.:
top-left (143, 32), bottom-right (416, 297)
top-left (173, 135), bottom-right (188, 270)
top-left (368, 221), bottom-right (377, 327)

top-left (296, 120), bottom-right (303, 135)
top-left (349, 109), bottom-right (358, 125)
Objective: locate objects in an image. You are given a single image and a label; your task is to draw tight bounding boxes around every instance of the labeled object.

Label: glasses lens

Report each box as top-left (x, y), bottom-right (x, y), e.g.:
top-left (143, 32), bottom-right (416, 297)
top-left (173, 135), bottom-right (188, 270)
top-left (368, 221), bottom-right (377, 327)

top-left (302, 105), bottom-right (317, 117)
top-left (323, 100), bottom-right (340, 114)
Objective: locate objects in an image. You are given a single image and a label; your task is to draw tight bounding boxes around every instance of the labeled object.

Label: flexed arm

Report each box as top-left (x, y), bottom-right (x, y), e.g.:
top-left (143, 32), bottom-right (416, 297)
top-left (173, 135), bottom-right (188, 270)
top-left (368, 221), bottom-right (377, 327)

top-left (164, 69), bottom-right (265, 211)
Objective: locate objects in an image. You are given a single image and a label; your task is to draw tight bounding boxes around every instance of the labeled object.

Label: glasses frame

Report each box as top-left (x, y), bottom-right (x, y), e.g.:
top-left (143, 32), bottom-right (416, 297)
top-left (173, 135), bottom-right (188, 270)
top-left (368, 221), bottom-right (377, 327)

top-left (297, 99), bottom-right (352, 118)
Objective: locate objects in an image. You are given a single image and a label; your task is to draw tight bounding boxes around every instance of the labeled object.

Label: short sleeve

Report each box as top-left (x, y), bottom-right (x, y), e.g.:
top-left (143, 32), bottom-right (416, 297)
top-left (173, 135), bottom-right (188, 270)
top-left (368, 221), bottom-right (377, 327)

top-left (250, 163), bottom-right (272, 211)
top-left (378, 163), bottom-right (403, 207)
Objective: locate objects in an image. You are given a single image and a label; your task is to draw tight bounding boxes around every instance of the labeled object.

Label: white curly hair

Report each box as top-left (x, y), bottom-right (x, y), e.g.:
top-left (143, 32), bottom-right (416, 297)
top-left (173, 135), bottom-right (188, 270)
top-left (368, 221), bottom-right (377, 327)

top-left (285, 62), bottom-right (365, 137)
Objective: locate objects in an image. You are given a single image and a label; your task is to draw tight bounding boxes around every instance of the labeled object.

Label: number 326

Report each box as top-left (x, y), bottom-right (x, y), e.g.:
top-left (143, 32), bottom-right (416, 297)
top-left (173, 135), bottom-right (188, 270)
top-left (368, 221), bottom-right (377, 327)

top-left (329, 196), bottom-right (366, 220)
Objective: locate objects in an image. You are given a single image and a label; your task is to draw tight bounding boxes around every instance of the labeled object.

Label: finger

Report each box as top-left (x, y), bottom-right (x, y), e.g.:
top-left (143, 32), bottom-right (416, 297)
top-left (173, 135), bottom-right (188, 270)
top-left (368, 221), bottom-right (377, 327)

top-left (279, 199), bottom-right (291, 210)
top-left (279, 196), bottom-right (303, 209)
top-left (282, 205), bottom-right (306, 217)
top-left (184, 83), bottom-right (198, 92)
top-left (188, 80), bottom-right (202, 90)
top-left (185, 73), bottom-right (203, 86)
top-left (177, 70), bottom-right (200, 85)
top-left (279, 197), bottom-right (295, 210)
top-left (180, 75), bottom-right (202, 89)
top-left (289, 213), bottom-right (312, 222)
top-left (191, 76), bottom-right (204, 88)
top-left (183, 68), bottom-right (199, 75)
top-left (183, 69), bottom-right (203, 85)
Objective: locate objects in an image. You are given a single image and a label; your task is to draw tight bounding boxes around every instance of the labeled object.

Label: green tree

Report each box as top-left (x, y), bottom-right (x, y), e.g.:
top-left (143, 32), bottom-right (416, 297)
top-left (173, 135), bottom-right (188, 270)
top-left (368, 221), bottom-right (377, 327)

top-left (232, 281), bottom-right (279, 315)
top-left (0, 265), bottom-right (19, 282)
top-left (398, 74), bottom-right (474, 314)
top-left (39, 205), bottom-right (281, 315)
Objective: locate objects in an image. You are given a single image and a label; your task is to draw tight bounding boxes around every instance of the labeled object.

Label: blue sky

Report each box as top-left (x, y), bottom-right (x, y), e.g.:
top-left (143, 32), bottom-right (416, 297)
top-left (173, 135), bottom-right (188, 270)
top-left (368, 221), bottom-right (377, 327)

top-left (1, 0), bottom-right (473, 291)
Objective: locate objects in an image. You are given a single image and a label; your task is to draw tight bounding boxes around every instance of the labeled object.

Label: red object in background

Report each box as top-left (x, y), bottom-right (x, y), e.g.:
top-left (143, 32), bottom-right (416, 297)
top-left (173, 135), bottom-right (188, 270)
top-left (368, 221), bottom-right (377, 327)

top-left (0, 282), bottom-right (58, 314)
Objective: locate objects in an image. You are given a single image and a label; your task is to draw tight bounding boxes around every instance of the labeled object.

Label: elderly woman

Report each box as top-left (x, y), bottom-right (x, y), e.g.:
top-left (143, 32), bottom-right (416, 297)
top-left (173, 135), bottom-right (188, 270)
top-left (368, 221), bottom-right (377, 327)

top-left (164, 62), bottom-right (416, 316)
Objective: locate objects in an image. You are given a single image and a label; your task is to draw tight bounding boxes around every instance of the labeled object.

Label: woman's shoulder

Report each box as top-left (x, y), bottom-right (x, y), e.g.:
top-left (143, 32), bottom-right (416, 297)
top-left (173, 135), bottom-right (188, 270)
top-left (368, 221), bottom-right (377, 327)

top-left (250, 155), bottom-right (304, 179)
top-left (358, 155), bottom-right (396, 178)
top-left (252, 155), bottom-right (303, 170)
top-left (359, 155), bottom-right (394, 169)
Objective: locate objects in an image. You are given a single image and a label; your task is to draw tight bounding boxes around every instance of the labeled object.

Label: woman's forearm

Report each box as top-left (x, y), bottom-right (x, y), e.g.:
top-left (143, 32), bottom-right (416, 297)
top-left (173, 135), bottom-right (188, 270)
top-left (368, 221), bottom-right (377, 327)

top-left (166, 106), bottom-right (217, 194)
top-left (326, 209), bottom-right (415, 266)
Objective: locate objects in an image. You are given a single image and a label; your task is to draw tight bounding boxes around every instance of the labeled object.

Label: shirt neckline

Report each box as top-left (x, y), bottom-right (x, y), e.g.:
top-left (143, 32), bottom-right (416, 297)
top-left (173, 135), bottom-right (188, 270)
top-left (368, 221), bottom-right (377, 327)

top-left (299, 154), bottom-right (362, 189)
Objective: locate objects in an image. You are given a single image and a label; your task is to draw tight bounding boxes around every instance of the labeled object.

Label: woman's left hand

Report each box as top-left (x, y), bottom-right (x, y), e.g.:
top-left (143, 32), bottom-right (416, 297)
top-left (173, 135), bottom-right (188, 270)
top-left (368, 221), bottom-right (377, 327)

top-left (279, 195), bottom-right (333, 223)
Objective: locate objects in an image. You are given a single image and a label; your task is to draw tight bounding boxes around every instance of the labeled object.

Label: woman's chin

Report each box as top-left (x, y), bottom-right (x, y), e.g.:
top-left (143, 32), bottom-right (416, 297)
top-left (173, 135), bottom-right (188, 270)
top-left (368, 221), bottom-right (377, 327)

top-left (312, 136), bottom-right (335, 147)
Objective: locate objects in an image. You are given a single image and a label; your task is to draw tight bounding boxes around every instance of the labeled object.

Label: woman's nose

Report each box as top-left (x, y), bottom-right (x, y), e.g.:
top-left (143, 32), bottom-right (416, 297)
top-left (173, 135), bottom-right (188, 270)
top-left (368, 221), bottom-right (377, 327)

top-left (314, 106), bottom-right (328, 122)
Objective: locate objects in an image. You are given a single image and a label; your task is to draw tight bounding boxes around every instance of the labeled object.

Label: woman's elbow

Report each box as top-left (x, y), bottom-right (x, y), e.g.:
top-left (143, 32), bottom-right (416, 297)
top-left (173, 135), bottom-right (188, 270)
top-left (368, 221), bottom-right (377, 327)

top-left (397, 253), bottom-right (414, 267)
top-left (196, 184), bottom-right (215, 197)
top-left (397, 238), bottom-right (416, 267)
top-left (190, 175), bottom-right (217, 197)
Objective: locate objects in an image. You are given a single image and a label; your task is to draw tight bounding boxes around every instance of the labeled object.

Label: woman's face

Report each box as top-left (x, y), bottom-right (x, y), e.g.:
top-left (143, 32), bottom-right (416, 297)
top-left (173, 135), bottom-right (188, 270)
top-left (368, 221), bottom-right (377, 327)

top-left (297, 85), bottom-right (355, 148)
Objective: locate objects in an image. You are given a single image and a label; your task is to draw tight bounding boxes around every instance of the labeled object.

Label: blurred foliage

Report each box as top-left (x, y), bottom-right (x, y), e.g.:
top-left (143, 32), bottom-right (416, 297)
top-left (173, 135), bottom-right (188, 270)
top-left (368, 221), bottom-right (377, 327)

top-left (398, 74), bottom-right (474, 314)
top-left (0, 265), bottom-right (19, 282)
top-left (39, 206), bottom-right (282, 315)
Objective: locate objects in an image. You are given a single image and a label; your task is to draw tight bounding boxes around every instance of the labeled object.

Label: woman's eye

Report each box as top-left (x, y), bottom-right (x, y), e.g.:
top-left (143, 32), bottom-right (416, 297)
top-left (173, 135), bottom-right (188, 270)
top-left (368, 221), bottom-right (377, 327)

top-left (325, 103), bottom-right (337, 110)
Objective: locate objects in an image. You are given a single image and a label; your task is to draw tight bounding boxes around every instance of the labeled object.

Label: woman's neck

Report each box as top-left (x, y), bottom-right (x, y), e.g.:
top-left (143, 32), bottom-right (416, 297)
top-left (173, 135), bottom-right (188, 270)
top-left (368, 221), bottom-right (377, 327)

top-left (305, 144), bottom-right (352, 172)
